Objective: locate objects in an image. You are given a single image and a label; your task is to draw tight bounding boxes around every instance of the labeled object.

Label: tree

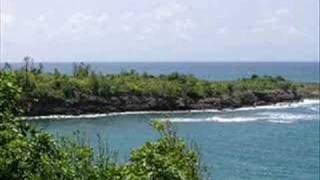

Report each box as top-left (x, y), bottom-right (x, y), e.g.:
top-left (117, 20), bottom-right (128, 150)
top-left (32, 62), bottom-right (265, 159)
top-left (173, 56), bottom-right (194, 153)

top-left (23, 56), bottom-right (32, 90)
top-left (2, 62), bottom-right (12, 72)
top-left (73, 63), bottom-right (91, 78)
top-left (125, 121), bottom-right (205, 180)
top-left (1, 73), bottom-right (207, 179)
top-left (53, 68), bottom-right (61, 78)
top-left (0, 72), bottom-right (21, 116)
top-left (250, 74), bottom-right (259, 80)
top-left (89, 72), bottom-right (100, 95)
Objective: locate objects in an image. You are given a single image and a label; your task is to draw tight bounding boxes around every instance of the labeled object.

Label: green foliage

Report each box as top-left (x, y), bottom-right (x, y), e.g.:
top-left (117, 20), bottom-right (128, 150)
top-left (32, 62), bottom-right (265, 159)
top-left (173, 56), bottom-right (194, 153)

top-left (0, 120), bottom-right (205, 179)
top-left (0, 74), bottom-right (206, 179)
top-left (232, 75), bottom-right (296, 92)
top-left (119, 121), bottom-right (204, 180)
top-left (73, 63), bottom-right (91, 78)
top-left (0, 72), bottom-right (22, 116)
top-left (9, 62), bottom-right (298, 106)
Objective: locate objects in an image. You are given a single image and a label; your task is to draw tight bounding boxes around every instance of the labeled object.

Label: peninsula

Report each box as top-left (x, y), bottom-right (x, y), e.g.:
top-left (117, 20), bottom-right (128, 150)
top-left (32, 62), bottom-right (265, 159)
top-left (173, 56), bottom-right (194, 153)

top-left (4, 62), bottom-right (318, 116)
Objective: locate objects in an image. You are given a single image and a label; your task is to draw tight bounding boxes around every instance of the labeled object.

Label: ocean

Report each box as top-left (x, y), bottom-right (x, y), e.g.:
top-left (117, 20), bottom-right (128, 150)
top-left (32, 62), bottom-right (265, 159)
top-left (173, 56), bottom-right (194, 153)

top-left (5, 61), bottom-right (320, 82)
top-left (27, 62), bottom-right (319, 179)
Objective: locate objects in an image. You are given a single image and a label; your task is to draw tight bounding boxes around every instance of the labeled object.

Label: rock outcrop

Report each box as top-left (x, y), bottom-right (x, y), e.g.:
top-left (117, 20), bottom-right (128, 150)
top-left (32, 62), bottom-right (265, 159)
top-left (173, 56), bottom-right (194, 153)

top-left (21, 89), bottom-right (302, 116)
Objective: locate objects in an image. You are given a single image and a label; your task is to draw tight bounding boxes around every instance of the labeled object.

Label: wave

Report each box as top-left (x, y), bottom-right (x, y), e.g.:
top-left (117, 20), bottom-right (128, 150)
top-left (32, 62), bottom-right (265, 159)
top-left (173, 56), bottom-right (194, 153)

top-left (161, 115), bottom-right (317, 124)
top-left (267, 120), bottom-right (294, 124)
top-left (160, 111), bottom-right (318, 124)
top-left (264, 113), bottom-right (316, 124)
top-left (309, 106), bottom-right (320, 112)
top-left (24, 110), bottom-right (219, 121)
top-left (24, 99), bottom-right (319, 121)
top-left (223, 99), bottom-right (319, 112)
top-left (259, 112), bottom-right (315, 119)
top-left (161, 117), bottom-right (262, 123)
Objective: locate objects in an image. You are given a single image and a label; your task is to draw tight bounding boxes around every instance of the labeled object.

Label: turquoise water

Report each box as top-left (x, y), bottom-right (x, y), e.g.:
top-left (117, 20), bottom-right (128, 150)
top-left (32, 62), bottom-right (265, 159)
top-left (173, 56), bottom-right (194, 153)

top-left (6, 62), bottom-right (320, 82)
top-left (32, 100), bottom-right (320, 180)
top-left (24, 61), bottom-right (320, 179)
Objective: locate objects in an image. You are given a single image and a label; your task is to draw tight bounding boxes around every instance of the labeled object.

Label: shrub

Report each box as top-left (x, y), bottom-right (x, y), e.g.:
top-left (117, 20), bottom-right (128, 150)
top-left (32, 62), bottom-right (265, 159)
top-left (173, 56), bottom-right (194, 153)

top-left (124, 121), bottom-right (203, 180)
top-left (0, 73), bottom-right (206, 179)
top-left (0, 72), bottom-right (21, 115)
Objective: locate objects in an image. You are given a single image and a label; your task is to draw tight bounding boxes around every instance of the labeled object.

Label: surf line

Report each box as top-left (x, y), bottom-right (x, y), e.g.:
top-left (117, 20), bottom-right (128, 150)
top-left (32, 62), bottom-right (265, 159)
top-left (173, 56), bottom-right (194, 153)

top-left (23, 99), bottom-right (319, 121)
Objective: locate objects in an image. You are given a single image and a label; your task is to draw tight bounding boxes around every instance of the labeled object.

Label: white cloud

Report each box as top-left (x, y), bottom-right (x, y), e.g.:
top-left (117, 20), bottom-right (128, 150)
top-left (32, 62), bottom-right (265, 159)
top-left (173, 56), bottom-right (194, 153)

top-left (0, 12), bottom-right (15, 26)
top-left (176, 19), bottom-right (194, 29)
top-left (261, 8), bottom-right (291, 26)
top-left (275, 8), bottom-right (290, 16)
top-left (38, 15), bottom-right (47, 23)
top-left (121, 24), bottom-right (133, 32)
top-left (49, 12), bottom-right (110, 40)
top-left (175, 19), bottom-right (195, 41)
top-left (250, 27), bottom-right (265, 33)
top-left (153, 2), bottom-right (186, 20)
top-left (216, 27), bottom-right (228, 34)
top-left (5, 0), bottom-right (317, 62)
top-left (288, 26), bottom-right (299, 35)
top-left (14, 0), bottom-right (196, 45)
top-left (69, 12), bottom-right (109, 28)
top-left (117, 1), bottom-right (195, 42)
top-left (263, 17), bottom-right (279, 24)
top-left (21, 14), bottom-right (51, 39)
top-left (246, 6), bottom-right (309, 46)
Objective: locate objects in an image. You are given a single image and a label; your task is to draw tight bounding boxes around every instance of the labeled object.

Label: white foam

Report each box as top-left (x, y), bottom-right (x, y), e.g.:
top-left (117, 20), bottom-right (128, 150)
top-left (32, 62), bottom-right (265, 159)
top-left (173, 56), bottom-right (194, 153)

top-left (259, 112), bottom-right (316, 120)
top-left (209, 117), bottom-right (261, 123)
top-left (161, 111), bottom-right (318, 124)
top-left (160, 116), bottom-right (262, 123)
top-left (267, 120), bottom-right (294, 124)
top-left (24, 110), bottom-right (219, 121)
top-left (224, 99), bottom-right (320, 112)
top-left (159, 118), bottom-right (211, 123)
top-left (267, 113), bottom-right (316, 124)
top-left (309, 106), bottom-right (320, 112)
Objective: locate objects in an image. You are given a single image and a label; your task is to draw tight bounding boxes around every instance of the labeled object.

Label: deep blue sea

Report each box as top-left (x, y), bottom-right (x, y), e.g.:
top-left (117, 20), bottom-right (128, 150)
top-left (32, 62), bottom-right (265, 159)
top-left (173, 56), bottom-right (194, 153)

top-left (6, 61), bottom-right (320, 82)
top-left (27, 62), bottom-right (320, 179)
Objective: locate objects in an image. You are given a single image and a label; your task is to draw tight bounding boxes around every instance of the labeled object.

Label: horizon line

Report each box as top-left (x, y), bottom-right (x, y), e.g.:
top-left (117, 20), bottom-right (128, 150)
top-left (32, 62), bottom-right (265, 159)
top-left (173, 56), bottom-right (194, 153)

top-left (1, 59), bottom-right (319, 63)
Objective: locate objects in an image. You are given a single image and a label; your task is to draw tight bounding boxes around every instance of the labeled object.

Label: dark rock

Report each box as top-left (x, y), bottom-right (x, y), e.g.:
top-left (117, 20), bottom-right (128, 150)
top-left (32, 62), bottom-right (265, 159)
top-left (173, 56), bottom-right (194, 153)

top-left (272, 90), bottom-right (297, 102)
top-left (21, 89), bottom-right (302, 116)
top-left (253, 91), bottom-right (274, 102)
top-left (238, 91), bottom-right (257, 105)
top-left (255, 100), bottom-right (267, 106)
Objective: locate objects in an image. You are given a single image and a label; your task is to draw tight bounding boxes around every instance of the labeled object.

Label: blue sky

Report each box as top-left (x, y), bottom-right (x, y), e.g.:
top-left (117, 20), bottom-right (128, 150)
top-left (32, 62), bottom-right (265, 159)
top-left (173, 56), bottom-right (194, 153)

top-left (0, 0), bottom-right (319, 62)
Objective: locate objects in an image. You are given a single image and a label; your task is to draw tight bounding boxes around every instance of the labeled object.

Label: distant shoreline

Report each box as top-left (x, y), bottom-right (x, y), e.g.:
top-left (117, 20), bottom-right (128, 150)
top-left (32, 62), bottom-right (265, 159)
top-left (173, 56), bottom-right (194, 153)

top-left (3, 61), bottom-right (317, 117)
top-left (21, 85), bottom-right (319, 117)
top-left (23, 98), bottom-right (319, 121)
top-left (3, 61), bottom-right (319, 84)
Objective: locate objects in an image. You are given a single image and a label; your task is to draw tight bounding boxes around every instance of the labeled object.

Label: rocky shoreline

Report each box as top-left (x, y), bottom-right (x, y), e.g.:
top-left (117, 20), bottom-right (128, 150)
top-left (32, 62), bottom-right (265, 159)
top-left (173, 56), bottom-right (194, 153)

top-left (21, 89), bottom-right (307, 116)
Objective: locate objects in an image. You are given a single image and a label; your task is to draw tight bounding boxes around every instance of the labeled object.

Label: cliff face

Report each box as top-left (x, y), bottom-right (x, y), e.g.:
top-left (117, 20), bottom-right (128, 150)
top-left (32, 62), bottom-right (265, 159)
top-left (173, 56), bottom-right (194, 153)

top-left (21, 90), bottom-right (302, 116)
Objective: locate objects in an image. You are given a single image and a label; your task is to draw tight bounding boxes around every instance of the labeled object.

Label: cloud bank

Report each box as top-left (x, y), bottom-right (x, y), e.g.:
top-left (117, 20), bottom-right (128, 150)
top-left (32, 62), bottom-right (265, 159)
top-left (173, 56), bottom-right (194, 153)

top-left (1, 0), bottom-right (319, 62)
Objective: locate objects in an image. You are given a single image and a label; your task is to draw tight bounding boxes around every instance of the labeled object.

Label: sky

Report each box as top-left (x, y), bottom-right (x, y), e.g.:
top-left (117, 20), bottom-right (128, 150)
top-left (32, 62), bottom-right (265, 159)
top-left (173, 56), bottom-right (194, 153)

top-left (0, 0), bottom-right (319, 62)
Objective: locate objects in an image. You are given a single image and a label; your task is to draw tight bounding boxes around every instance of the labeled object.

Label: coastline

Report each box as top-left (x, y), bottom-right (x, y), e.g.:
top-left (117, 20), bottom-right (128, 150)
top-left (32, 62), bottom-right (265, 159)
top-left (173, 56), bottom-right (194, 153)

top-left (22, 88), bottom-right (310, 116)
top-left (23, 98), bottom-right (319, 121)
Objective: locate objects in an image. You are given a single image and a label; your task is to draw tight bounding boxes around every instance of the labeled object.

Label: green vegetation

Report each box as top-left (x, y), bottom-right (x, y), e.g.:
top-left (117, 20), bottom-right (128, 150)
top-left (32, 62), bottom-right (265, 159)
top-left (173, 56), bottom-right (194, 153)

top-left (1, 59), bottom-right (317, 179)
top-left (0, 72), bottom-right (207, 179)
top-left (2, 60), bottom-right (303, 116)
top-left (20, 65), bottom-right (295, 100)
top-left (297, 83), bottom-right (320, 98)
top-left (1, 59), bottom-right (315, 116)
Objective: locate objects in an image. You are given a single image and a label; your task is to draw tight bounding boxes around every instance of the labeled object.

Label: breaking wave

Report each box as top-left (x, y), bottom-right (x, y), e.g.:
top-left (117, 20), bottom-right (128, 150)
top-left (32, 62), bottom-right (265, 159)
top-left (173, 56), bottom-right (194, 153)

top-left (160, 99), bottom-right (319, 124)
top-left (223, 99), bottom-right (319, 112)
top-left (161, 117), bottom-right (261, 123)
top-left (160, 113), bottom-right (317, 124)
